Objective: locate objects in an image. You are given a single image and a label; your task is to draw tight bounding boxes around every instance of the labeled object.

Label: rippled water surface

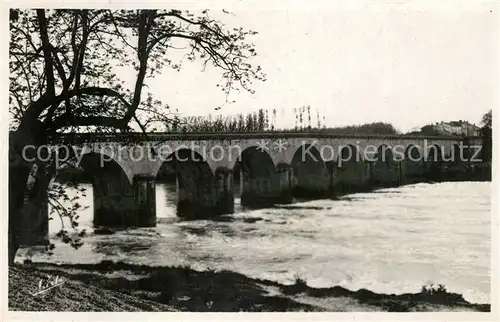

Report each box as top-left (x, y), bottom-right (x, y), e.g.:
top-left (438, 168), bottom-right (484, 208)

top-left (19, 181), bottom-right (491, 303)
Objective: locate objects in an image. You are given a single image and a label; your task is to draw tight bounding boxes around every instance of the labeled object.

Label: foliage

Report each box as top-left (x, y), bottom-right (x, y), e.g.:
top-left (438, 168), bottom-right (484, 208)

top-left (420, 283), bottom-right (448, 295)
top-left (47, 180), bottom-right (88, 251)
top-left (479, 109), bottom-right (492, 162)
top-left (293, 273), bottom-right (308, 288)
top-left (418, 124), bottom-right (443, 136)
top-left (481, 110), bottom-right (492, 129)
top-left (320, 122), bottom-right (399, 135)
top-left (23, 152), bottom-right (89, 251)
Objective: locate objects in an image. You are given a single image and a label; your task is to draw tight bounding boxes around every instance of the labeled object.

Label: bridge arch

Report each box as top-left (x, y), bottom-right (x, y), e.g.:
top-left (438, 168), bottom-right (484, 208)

top-left (227, 144), bottom-right (277, 172)
top-left (233, 146), bottom-right (276, 179)
top-left (338, 144), bottom-right (364, 166)
top-left (233, 146), bottom-right (280, 207)
top-left (152, 147), bottom-right (213, 179)
top-left (78, 152), bottom-right (132, 184)
top-left (371, 144), bottom-right (400, 186)
top-left (155, 148), bottom-right (213, 182)
top-left (73, 152), bottom-right (137, 227)
top-left (425, 144), bottom-right (444, 163)
top-left (72, 145), bottom-right (134, 184)
top-left (17, 147), bottom-right (137, 243)
top-left (447, 143), bottom-right (462, 163)
top-left (45, 145), bottom-right (133, 186)
top-left (424, 144), bottom-right (444, 177)
top-left (374, 144), bottom-right (395, 166)
top-left (335, 144), bottom-right (367, 192)
top-left (291, 144), bottom-right (330, 197)
top-left (400, 144), bottom-right (425, 183)
top-left (404, 144), bottom-right (422, 162)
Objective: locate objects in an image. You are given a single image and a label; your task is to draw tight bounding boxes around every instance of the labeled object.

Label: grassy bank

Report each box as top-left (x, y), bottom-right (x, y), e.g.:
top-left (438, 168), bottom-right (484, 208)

top-left (9, 261), bottom-right (490, 312)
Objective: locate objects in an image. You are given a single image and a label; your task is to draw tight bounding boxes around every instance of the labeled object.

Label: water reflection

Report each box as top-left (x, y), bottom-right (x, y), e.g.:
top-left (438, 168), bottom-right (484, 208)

top-left (156, 182), bottom-right (179, 220)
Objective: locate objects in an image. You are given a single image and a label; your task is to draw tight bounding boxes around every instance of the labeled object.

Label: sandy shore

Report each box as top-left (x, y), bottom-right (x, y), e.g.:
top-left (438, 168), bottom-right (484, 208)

top-left (8, 261), bottom-right (490, 312)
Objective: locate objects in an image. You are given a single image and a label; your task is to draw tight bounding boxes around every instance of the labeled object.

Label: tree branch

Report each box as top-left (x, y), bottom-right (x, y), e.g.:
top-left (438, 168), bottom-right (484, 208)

top-left (123, 11), bottom-right (152, 123)
top-left (44, 85), bottom-right (132, 127)
top-left (36, 10), bottom-right (56, 98)
top-left (51, 115), bottom-right (126, 130)
top-left (74, 10), bottom-right (89, 91)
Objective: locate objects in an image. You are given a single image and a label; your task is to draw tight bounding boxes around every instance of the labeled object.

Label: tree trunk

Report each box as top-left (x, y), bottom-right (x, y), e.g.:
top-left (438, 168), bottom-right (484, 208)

top-left (8, 121), bottom-right (48, 265)
top-left (8, 152), bottom-right (31, 264)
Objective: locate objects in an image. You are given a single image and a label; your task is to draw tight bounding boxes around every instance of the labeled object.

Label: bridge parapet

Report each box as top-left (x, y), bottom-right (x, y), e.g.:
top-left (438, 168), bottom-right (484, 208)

top-left (48, 131), bottom-right (479, 144)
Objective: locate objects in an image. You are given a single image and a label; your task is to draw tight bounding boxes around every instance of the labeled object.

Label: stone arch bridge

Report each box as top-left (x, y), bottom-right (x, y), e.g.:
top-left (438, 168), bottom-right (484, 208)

top-left (42, 132), bottom-right (481, 229)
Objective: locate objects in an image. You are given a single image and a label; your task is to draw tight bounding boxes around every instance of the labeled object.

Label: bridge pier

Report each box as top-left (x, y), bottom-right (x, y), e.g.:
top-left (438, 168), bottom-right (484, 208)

top-left (241, 165), bottom-right (293, 208)
top-left (371, 161), bottom-right (400, 187)
top-left (401, 147), bottom-right (426, 184)
top-left (277, 164), bottom-right (294, 202)
top-left (93, 188), bottom-right (137, 227)
top-left (292, 164), bottom-right (331, 198)
top-left (335, 160), bottom-right (368, 194)
top-left (133, 175), bottom-right (156, 227)
top-left (93, 175), bottom-right (157, 228)
top-left (424, 160), bottom-right (444, 181)
top-left (177, 168), bottom-right (234, 219)
top-left (328, 163), bottom-right (339, 193)
top-left (214, 168), bottom-right (235, 214)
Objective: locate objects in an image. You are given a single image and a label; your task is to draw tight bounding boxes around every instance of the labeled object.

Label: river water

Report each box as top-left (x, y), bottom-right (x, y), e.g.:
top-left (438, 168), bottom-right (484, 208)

top-left (17, 181), bottom-right (491, 304)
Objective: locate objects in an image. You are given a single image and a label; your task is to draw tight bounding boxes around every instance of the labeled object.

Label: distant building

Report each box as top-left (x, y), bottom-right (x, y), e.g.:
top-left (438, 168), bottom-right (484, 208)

top-left (434, 122), bottom-right (453, 134)
top-left (423, 121), bottom-right (480, 136)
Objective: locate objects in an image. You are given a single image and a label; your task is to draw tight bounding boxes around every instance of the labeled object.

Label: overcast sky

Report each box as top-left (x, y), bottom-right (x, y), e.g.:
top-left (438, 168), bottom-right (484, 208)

top-left (134, 1), bottom-right (496, 132)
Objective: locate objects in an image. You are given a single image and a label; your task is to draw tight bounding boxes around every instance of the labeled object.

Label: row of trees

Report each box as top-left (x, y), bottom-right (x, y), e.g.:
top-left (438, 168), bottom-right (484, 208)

top-left (166, 108), bottom-right (274, 132)
top-left (164, 107), bottom-right (400, 134)
top-left (321, 122), bottom-right (399, 135)
top-left (417, 124), bottom-right (443, 136)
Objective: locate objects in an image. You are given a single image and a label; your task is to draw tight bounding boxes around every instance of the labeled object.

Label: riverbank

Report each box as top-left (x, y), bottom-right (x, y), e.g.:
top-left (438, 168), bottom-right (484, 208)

top-left (9, 261), bottom-right (490, 312)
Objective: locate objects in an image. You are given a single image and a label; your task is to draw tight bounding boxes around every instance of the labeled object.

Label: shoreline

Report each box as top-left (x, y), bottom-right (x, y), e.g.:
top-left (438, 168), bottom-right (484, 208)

top-left (9, 261), bottom-right (490, 312)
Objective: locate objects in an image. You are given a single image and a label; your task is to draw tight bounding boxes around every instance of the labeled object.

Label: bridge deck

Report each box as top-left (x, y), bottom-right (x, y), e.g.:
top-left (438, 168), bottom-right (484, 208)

top-left (46, 131), bottom-right (480, 144)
